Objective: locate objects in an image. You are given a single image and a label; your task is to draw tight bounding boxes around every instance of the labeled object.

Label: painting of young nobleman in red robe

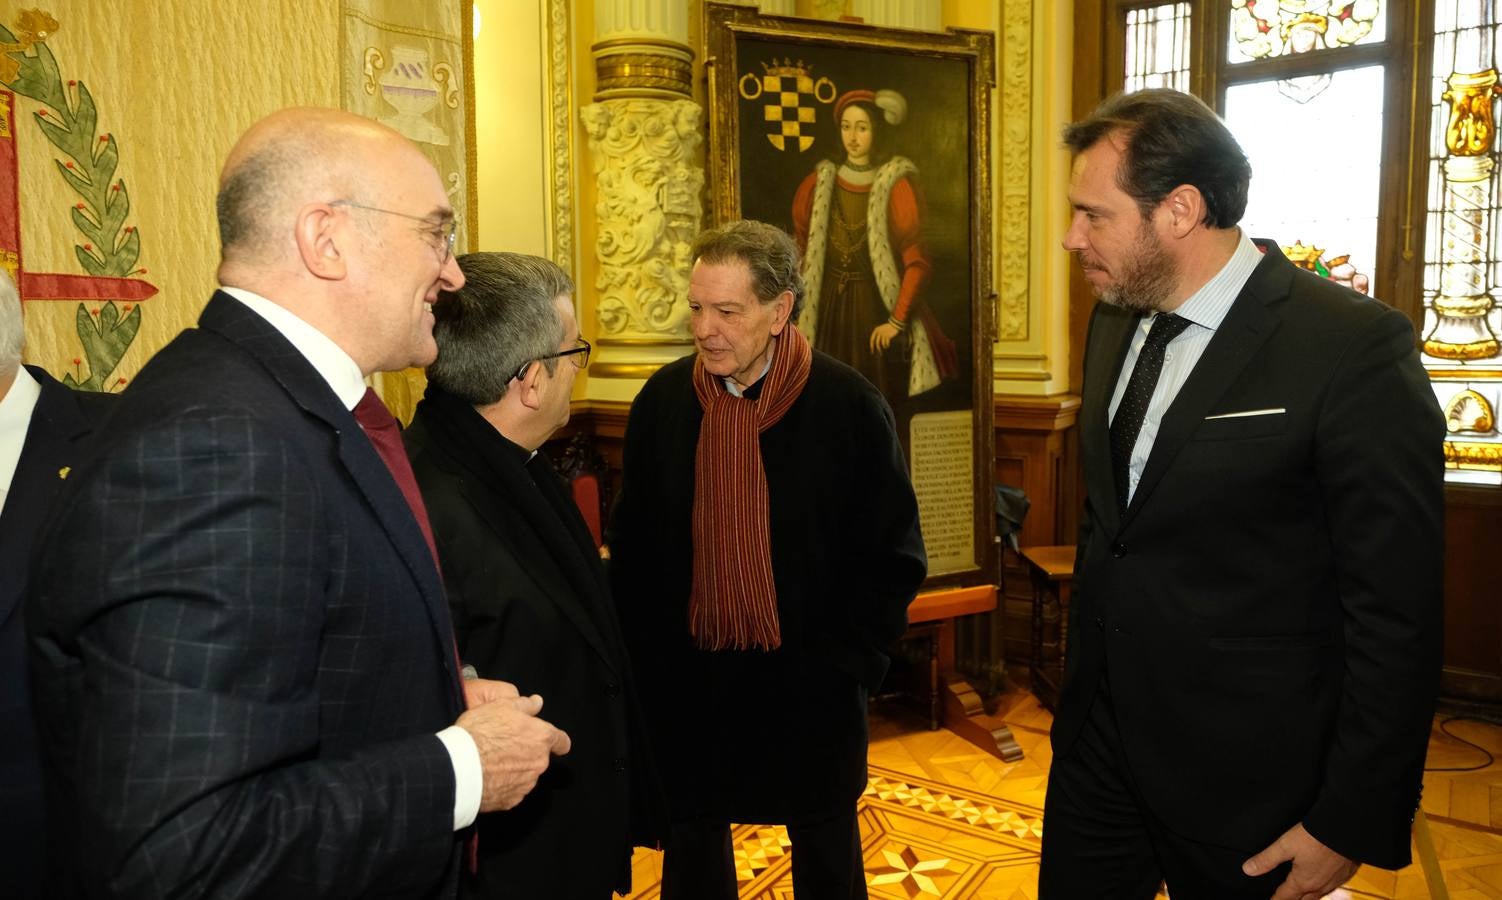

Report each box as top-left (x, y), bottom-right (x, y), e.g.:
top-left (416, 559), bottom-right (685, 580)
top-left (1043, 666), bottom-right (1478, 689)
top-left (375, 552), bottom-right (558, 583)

top-left (791, 88), bottom-right (958, 410)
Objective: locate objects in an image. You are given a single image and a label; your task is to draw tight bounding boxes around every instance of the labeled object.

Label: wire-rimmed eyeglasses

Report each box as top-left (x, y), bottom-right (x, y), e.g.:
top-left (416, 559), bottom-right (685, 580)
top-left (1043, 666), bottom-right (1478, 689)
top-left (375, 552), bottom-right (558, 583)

top-left (330, 200), bottom-right (457, 262)
top-left (511, 338), bottom-right (591, 382)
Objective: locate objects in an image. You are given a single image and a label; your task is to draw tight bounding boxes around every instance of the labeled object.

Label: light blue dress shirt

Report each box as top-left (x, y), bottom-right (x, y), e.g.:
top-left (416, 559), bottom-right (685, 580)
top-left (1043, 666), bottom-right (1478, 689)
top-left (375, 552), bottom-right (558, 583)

top-left (1108, 234), bottom-right (1264, 505)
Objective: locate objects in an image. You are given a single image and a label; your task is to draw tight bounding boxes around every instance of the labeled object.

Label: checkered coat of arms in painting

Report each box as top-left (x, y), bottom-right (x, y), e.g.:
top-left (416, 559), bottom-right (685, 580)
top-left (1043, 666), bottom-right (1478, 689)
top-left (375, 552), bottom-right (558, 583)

top-left (739, 59), bottom-right (835, 152)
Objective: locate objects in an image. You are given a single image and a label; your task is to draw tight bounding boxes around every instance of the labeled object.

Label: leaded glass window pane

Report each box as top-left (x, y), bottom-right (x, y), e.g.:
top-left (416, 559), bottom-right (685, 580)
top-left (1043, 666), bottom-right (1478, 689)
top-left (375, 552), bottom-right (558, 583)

top-left (1224, 66), bottom-right (1385, 303)
top-left (1125, 3), bottom-right (1192, 92)
top-left (1226, 0), bottom-right (1386, 64)
top-left (1423, 0), bottom-right (1502, 485)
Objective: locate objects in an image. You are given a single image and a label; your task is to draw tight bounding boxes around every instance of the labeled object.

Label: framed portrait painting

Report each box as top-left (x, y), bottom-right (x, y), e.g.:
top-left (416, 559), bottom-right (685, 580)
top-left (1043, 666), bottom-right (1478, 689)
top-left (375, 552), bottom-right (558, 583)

top-left (705, 2), bottom-right (997, 591)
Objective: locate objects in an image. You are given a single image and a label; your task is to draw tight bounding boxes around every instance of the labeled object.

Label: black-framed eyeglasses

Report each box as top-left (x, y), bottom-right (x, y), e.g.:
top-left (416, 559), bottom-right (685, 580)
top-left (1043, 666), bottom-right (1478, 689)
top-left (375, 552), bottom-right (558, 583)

top-left (330, 200), bottom-right (457, 261)
top-left (511, 338), bottom-right (591, 382)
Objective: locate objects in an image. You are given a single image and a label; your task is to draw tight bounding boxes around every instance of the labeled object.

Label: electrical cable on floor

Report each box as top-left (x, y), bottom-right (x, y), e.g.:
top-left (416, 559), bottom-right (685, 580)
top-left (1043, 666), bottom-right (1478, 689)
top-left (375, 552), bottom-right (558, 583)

top-left (1423, 716), bottom-right (1497, 772)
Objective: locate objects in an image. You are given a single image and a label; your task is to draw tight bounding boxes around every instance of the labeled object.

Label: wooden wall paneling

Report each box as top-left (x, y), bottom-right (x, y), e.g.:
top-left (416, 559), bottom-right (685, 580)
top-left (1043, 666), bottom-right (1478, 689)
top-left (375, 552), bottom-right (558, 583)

top-left (1441, 485), bottom-right (1502, 706)
top-left (979, 395), bottom-right (1081, 671)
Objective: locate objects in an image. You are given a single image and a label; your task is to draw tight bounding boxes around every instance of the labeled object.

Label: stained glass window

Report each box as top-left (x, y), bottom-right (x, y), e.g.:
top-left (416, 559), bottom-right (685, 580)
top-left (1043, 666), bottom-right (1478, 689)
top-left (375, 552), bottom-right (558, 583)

top-left (1225, 66), bottom-right (1385, 301)
top-left (1226, 0), bottom-right (1386, 64)
top-left (1423, 1), bottom-right (1502, 485)
top-left (1125, 3), bottom-right (1192, 92)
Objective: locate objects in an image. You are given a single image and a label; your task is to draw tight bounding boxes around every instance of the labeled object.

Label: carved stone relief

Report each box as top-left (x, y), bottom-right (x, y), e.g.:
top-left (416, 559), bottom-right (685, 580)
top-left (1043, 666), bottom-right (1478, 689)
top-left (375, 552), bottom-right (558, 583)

top-left (997, 0), bottom-right (1030, 342)
top-left (580, 98), bottom-right (704, 340)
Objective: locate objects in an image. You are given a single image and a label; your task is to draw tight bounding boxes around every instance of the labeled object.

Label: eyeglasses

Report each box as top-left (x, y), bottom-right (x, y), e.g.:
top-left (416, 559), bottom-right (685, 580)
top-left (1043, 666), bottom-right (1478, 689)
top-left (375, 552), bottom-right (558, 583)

top-left (330, 200), bottom-right (457, 262)
top-left (511, 338), bottom-right (591, 382)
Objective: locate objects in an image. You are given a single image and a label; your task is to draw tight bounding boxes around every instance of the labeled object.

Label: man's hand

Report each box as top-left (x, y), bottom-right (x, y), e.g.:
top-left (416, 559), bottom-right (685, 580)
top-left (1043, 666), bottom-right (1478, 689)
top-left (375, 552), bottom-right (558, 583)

top-left (462, 676), bottom-right (520, 709)
top-left (1242, 823), bottom-right (1358, 900)
top-left (869, 322), bottom-right (900, 353)
top-left (456, 694), bottom-right (572, 811)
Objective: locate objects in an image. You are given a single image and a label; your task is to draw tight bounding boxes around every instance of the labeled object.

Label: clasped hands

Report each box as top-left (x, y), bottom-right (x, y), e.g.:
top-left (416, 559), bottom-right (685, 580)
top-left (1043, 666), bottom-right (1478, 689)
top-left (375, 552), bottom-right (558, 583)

top-left (456, 678), bottom-right (572, 812)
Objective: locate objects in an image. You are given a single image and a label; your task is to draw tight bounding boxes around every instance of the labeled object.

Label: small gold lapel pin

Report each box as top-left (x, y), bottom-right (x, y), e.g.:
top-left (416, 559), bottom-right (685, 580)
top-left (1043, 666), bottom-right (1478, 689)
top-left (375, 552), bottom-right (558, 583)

top-left (58, 466), bottom-right (71, 480)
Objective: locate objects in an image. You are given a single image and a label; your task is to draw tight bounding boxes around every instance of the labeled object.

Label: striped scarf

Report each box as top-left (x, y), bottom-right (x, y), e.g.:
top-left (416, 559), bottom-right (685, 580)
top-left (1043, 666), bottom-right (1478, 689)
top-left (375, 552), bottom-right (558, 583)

top-left (688, 325), bottom-right (813, 650)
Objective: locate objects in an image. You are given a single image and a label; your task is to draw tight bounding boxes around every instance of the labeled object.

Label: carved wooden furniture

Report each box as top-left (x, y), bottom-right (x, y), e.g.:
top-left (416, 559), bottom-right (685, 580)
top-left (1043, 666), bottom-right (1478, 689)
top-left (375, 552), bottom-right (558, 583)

top-left (906, 585), bottom-right (1024, 762)
top-left (1019, 544), bottom-right (1076, 711)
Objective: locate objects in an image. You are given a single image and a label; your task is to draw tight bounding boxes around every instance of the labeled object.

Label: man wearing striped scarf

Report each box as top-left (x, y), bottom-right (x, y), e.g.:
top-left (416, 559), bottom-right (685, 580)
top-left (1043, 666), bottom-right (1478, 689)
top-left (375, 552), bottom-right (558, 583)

top-left (610, 220), bottom-right (928, 898)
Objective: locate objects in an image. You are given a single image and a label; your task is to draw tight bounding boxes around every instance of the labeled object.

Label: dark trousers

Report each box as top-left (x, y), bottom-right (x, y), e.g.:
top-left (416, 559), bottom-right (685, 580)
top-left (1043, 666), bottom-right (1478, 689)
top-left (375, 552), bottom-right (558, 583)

top-left (1038, 678), bottom-right (1292, 900)
top-left (660, 810), bottom-right (866, 899)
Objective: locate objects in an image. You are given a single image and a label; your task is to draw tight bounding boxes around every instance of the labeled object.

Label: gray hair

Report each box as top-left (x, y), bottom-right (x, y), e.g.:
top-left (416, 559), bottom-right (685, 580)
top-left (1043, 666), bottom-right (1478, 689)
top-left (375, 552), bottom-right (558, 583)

top-left (690, 220), bottom-right (805, 323)
top-left (0, 269), bottom-right (22, 375)
top-left (426, 252), bottom-right (574, 405)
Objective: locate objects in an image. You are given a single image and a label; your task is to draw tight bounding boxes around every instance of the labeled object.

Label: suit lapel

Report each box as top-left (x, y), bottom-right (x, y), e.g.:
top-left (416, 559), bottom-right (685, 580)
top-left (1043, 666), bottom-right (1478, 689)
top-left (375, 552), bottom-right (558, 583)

top-left (1124, 245), bottom-right (1291, 524)
top-left (1081, 304), bottom-right (1140, 533)
top-left (197, 293), bottom-right (462, 693)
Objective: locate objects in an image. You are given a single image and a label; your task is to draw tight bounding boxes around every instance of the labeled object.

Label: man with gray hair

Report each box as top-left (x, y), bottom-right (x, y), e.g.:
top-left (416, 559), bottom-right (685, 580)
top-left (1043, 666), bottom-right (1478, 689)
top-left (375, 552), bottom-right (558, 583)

top-left (0, 269), bottom-right (114, 899)
top-left (610, 220), bottom-right (927, 898)
top-left (406, 251), bottom-right (659, 898)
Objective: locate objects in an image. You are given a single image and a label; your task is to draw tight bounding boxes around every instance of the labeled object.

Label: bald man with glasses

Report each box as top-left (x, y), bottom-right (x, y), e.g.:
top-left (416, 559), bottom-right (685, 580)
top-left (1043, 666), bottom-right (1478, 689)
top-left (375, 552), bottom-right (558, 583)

top-left (27, 109), bottom-right (570, 899)
top-left (406, 252), bottom-right (661, 899)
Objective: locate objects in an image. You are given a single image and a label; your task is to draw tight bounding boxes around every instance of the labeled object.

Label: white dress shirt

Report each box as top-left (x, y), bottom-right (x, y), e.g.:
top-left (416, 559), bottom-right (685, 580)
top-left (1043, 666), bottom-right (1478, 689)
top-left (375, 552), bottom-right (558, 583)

top-left (0, 365), bottom-right (42, 516)
top-left (221, 287), bottom-right (482, 831)
top-left (1107, 234), bottom-right (1264, 506)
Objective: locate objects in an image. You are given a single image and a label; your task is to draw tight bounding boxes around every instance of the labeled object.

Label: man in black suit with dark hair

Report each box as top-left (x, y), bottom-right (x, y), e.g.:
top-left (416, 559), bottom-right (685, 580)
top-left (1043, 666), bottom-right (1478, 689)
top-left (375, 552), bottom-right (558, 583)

top-left (0, 269), bottom-right (114, 899)
top-left (26, 108), bottom-right (570, 898)
top-left (1041, 88), bottom-right (1444, 899)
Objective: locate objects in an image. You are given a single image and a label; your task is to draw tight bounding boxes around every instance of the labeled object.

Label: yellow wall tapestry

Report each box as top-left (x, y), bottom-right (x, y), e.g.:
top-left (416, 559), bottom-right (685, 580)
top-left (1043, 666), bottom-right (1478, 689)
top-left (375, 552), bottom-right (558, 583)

top-left (1, 0), bottom-right (341, 388)
top-left (1, 1), bottom-right (472, 419)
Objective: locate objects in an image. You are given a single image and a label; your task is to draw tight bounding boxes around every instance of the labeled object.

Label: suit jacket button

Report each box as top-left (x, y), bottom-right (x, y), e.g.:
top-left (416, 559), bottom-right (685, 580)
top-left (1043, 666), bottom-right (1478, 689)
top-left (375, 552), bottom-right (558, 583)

top-left (613, 757), bottom-right (627, 773)
top-left (1094, 616), bottom-right (1106, 631)
top-left (606, 680), bottom-right (621, 697)
top-left (1111, 543), bottom-right (1127, 558)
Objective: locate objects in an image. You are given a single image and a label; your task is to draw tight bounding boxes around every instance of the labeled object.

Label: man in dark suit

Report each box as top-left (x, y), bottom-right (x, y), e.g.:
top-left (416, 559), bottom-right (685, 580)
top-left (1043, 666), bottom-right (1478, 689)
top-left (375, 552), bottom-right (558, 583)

top-left (0, 270), bottom-right (114, 899)
top-left (1039, 88), bottom-right (1445, 900)
top-left (406, 251), bottom-right (660, 898)
top-left (26, 108), bottom-right (570, 898)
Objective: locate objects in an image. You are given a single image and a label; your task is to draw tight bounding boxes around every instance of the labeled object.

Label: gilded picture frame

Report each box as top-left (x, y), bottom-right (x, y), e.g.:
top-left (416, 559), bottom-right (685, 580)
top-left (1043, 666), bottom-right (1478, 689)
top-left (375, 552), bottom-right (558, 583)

top-left (705, 2), bottom-right (997, 590)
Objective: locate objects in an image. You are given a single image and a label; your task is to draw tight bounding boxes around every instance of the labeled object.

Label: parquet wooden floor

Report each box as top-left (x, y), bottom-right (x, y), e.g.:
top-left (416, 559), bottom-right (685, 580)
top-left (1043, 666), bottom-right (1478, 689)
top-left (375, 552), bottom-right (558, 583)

top-left (622, 684), bottom-right (1502, 899)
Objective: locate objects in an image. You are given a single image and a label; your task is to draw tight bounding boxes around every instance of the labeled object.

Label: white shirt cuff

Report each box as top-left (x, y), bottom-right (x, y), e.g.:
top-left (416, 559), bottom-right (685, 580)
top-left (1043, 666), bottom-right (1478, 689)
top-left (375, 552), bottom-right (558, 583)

top-left (436, 725), bottom-right (483, 830)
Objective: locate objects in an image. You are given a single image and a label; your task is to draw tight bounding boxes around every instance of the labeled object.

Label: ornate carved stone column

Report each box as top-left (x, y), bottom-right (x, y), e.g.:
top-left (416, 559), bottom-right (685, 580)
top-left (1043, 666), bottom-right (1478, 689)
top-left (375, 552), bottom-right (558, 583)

top-left (581, 2), bottom-right (703, 398)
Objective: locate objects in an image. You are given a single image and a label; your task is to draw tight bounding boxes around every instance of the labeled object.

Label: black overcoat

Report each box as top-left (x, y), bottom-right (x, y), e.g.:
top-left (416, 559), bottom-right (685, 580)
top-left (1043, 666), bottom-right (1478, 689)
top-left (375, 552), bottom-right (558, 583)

top-left (406, 388), bottom-right (662, 898)
top-left (609, 350), bottom-right (927, 824)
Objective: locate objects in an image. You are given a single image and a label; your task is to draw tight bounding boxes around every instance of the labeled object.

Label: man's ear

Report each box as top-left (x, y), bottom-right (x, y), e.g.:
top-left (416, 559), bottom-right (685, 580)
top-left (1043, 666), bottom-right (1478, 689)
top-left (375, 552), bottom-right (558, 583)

top-left (768, 289), bottom-right (794, 336)
top-left (516, 361), bottom-right (545, 412)
top-left (1161, 184), bottom-right (1206, 239)
top-left (295, 203), bottom-right (347, 281)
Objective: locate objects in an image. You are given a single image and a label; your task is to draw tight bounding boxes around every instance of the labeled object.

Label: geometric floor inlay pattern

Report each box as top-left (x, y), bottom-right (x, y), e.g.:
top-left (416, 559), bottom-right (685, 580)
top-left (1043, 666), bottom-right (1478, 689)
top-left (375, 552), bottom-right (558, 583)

top-left (624, 694), bottom-right (1502, 900)
top-left (626, 764), bottom-right (1045, 899)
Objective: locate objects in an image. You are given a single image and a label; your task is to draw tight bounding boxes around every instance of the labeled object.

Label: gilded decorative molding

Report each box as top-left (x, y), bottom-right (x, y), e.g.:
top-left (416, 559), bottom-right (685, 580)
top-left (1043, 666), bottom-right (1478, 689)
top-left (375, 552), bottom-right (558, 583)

top-left (580, 98), bottom-right (703, 340)
top-left (595, 50), bottom-right (693, 96)
top-left (545, 0), bottom-right (575, 277)
top-left (1444, 388), bottom-right (1496, 434)
top-left (1445, 440), bottom-right (1502, 470)
top-left (995, 0), bottom-right (1030, 341)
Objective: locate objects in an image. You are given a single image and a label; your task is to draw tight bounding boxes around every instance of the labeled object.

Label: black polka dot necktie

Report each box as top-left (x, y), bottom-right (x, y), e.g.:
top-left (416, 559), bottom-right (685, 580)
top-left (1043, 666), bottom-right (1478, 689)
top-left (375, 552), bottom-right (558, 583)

top-left (1110, 313), bottom-right (1192, 513)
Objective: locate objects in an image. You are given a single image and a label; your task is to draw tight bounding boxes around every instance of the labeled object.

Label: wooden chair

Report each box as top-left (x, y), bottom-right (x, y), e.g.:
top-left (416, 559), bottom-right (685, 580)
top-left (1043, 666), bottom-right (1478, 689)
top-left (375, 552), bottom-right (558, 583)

top-left (554, 432), bottom-right (611, 548)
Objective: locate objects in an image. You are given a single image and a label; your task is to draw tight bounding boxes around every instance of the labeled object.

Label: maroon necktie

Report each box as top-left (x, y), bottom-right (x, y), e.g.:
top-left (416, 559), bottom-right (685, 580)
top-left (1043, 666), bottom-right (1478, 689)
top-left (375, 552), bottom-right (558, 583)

top-left (353, 388), bottom-right (440, 566)
top-left (354, 389), bottom-right (479, 869)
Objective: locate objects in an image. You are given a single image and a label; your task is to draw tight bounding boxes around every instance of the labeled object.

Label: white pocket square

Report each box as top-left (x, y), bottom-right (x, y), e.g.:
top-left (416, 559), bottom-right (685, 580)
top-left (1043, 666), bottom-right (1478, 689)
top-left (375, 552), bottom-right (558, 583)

top-left (1204, 408), bottom-right (1286, 420)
